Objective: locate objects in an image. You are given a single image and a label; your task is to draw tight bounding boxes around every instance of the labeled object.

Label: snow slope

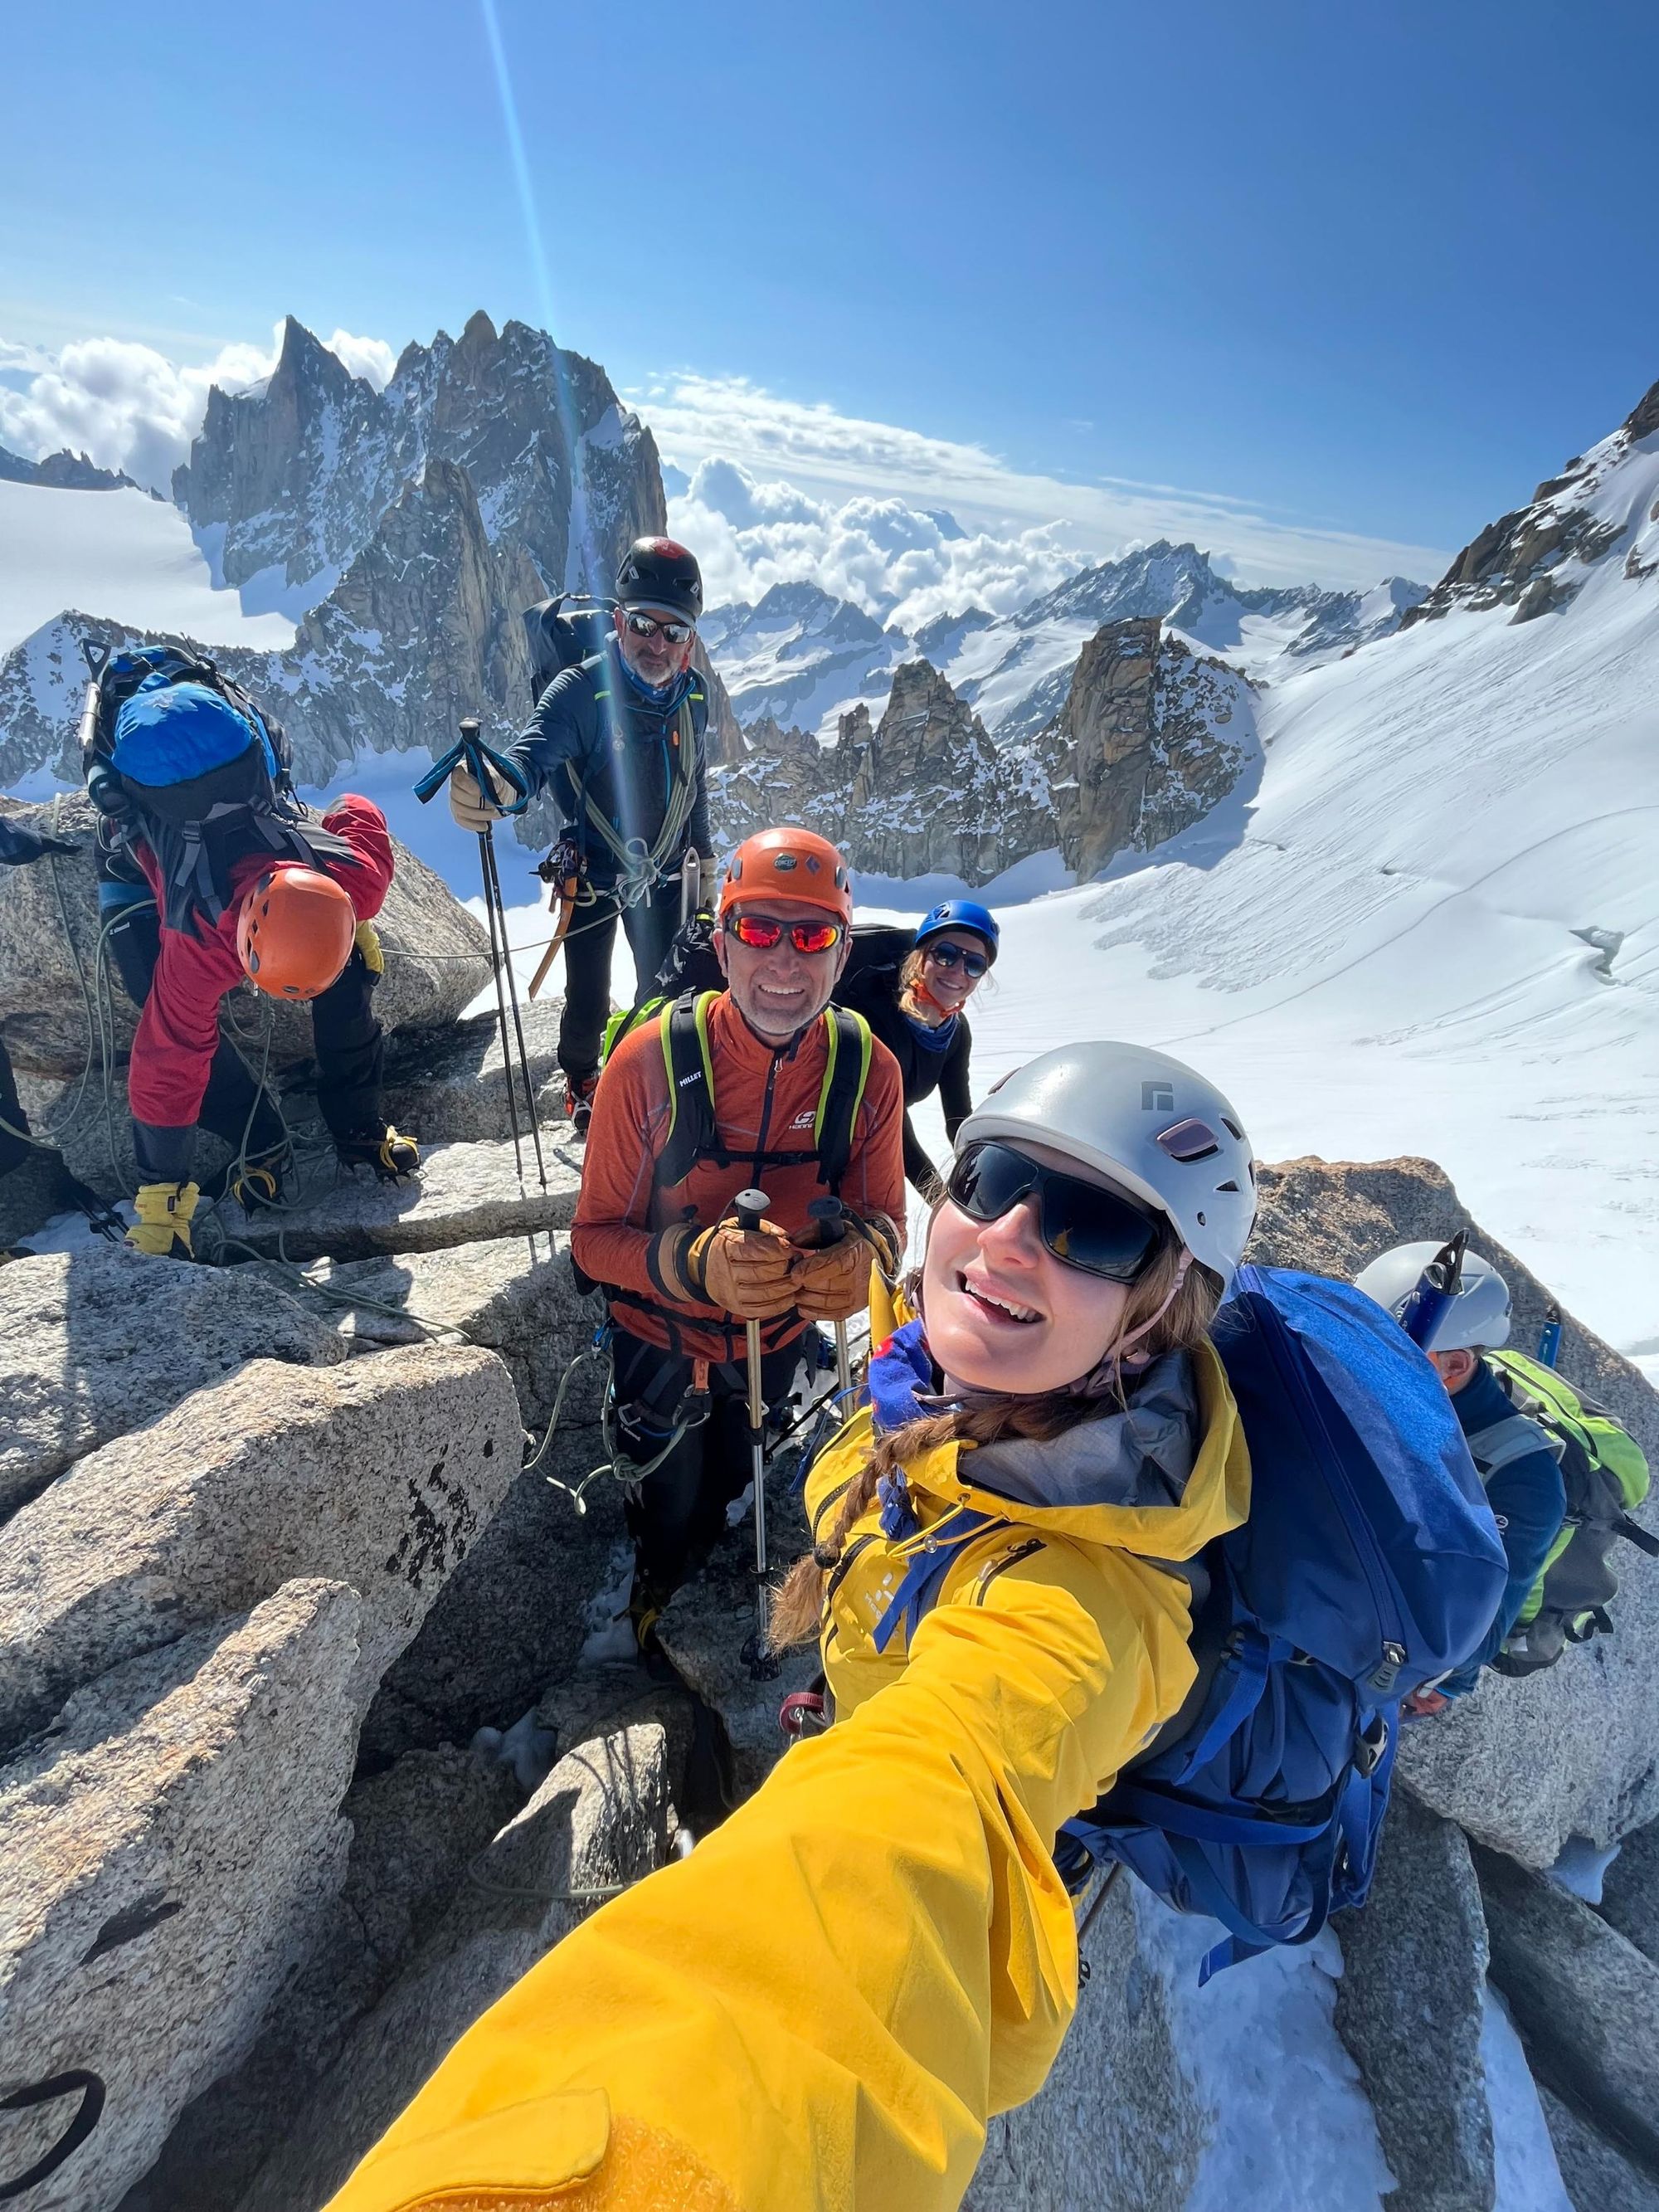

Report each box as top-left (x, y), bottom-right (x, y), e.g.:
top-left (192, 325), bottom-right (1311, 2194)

top-left (881, 510), bottom-right (1659, 1365)
top-left (0, 480), bottom-right (295, 656)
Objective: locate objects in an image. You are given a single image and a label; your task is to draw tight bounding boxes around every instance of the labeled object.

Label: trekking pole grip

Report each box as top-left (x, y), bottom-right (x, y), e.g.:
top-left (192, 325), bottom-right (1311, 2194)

top-left (808, 1196), bottom-right (846, 1245)
top-left (735, 1189), bottom-right (769, 1236)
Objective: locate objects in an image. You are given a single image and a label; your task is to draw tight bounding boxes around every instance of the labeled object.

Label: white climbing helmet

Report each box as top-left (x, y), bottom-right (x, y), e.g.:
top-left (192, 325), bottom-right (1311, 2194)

top-left (956, 1041), bottom-right (1258, 1295)
top-left (1353, 1242), bottom-right (1513, 1352)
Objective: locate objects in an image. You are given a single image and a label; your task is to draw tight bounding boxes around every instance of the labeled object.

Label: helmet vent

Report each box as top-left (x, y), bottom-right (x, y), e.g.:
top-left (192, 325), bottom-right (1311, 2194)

top-left (1216, 1179), bottom-right (1241, 1193)
top-left (1221, 1116), bottom-right (1243, 1139)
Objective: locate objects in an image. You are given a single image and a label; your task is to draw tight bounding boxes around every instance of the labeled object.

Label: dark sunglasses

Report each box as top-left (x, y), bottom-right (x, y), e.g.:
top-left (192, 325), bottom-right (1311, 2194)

top-left (727, 913), bottom-right (845, 955)
top-left (946, 1141), bottom-right (1163, 1281)
top-left (924, 939), bottom-right (989, 979)
top-left (624, 611), bottom-right (693, 645)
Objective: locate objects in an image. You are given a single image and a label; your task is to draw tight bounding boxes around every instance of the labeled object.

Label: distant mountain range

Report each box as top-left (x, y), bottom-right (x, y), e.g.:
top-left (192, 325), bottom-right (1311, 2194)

top-left (703, 543), bottom-right (1428, 746)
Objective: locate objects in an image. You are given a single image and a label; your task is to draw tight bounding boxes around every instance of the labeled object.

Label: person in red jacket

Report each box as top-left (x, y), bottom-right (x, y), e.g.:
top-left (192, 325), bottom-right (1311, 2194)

top-left (85, 667), bottom-right (420, 1256)
top-left (572, 824), bottom-right (907, 1647)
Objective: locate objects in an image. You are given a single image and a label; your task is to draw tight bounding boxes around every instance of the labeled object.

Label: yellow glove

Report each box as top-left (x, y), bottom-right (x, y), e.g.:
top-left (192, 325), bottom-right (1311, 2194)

top-left (353, 920), bottom-right (384, 975)
top-left (126, 1181), bottom-right (200, 1259)
top-left (449, 758), bottom-right (518, 832)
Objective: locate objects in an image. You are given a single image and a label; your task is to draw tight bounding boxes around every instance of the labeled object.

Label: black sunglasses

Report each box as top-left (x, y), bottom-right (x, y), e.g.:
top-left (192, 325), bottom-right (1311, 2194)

top-left (924, 940), bottom-right (989, 979)
top-left (624, 611), bottom-right (693, 645)
top-left (946, 1141), bottom-right (1163, 1281)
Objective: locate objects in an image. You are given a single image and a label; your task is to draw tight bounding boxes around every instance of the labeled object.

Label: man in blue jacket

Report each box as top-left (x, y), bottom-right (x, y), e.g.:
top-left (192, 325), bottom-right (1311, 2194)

top-left (1355, 1241), bottom-right (1566, 1699)
top-left (449, 537), bottom-right (713, 1132)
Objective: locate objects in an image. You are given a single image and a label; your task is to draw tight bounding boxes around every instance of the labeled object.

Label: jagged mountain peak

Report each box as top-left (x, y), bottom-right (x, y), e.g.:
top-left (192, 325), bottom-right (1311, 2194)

top-left (1404, 365), bottom-right (1659, 630)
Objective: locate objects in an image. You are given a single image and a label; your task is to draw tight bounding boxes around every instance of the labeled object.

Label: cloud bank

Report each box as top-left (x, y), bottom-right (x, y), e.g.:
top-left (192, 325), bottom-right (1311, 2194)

top-left (0, 324), bottom-right (395, 491)
top-left (635, 372), bottom-right (1451, 597)
top-left (671, 456), bottom-right (1082, 631)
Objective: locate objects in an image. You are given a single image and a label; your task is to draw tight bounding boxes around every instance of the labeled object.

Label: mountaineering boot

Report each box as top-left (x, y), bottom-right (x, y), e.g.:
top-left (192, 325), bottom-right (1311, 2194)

top-left (564, 1069), bottom-right (600, 1138)
top-left (337, 1126), bottom-right (420, 1182)
top-left (126, 1181), bottom-right (201, 1259)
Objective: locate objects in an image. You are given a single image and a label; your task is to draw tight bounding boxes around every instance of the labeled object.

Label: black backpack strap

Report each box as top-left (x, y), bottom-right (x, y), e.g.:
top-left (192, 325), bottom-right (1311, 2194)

top-left (813, 1005), bottom-right (873, 1191)
top-left (654, 991), bottom-right (720, 1189)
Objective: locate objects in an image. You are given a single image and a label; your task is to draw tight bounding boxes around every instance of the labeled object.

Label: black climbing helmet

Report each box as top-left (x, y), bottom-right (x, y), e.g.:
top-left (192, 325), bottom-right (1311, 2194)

top-left (615, 537), bottom-right (703, 625)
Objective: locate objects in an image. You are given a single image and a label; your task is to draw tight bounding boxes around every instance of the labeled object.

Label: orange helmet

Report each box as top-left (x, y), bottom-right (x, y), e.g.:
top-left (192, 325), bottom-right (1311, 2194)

top-left (236, 865), bottom-right (357, 1001)
top-left (719, 826), bottom-right (853, 923)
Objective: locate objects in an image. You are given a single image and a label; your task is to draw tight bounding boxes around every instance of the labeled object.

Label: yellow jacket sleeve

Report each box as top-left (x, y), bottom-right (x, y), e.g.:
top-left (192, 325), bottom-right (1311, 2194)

top-left (324, 1541), bottom-right (1194, 2212)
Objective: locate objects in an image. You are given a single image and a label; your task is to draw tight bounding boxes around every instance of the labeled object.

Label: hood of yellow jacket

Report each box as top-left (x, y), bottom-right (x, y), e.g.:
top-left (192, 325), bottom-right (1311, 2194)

top-left (811, 1333), bottom-right (1249, 1565)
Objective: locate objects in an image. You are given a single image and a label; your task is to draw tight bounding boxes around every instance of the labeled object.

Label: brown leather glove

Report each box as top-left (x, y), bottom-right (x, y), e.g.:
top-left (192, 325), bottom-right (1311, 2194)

top-left (660, 1216), bottom-right (800, 1319)
top-left (788, 1235), bottom-right (872, 1323)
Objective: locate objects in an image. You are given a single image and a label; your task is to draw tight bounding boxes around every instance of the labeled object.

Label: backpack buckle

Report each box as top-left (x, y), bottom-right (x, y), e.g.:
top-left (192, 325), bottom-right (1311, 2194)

top-left (1354, 1712), bottom-right (1389, 1777)
top-left (1367, 1640), bottom-right (1408, 1694)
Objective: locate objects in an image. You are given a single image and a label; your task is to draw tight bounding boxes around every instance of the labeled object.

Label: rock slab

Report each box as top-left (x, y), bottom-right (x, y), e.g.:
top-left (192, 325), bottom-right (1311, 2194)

top-left (236, 1719), bottom-right (671, 2212)
top-left (221, 1133), bottom-right (583, 1262)
top-left (1334, 1790), bottom-right (1495, 2212)
top-left (0, 1244), bottom-right (346, 1521)
top-left (1477, 1842), bottom-right (1659, 2184)
top-left (0, 1341), bottom-right (519, 1755)
top-left (0, 1580), bottom-right (362, 2212)
top-left (113, 1746), bottom-right (522, 2212)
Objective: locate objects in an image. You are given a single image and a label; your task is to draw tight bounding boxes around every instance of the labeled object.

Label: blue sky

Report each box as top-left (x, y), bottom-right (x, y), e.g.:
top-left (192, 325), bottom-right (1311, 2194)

top-left (5, 0), bottom-right (1658, 592)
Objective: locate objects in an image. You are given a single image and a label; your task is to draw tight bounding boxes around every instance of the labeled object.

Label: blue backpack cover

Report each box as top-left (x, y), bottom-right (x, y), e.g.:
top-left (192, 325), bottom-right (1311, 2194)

top-left (1063, 1265), bottom-right (1509, 1976)
top-left (109, 666), bottom-right (277, 790)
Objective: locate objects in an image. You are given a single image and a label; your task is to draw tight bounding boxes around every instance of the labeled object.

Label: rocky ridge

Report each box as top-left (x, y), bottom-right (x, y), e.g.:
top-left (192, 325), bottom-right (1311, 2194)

top-left (0, 312), bottom-right (664, 798)
top-left (710, 618), bottom-right (1258, 886)
top-left (1403, 373), bottom-right (1659, 626)
top-left (0, 444), bottom-right (145, 493)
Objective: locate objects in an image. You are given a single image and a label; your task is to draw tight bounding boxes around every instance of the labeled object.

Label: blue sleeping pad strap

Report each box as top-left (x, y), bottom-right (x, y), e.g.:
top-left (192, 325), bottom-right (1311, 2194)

top-left (868, 1507), bottom-right (1003, 1655)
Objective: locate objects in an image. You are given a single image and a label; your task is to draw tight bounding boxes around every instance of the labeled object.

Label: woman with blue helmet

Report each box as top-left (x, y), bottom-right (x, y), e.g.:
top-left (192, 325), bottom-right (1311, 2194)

top-left (837, 897), bottom-right (999, 1196)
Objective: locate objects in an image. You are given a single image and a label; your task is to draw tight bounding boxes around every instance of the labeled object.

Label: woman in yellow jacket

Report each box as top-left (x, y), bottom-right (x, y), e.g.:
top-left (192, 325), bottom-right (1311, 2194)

top-left (326, 1041), bottom-right (1258, 2212)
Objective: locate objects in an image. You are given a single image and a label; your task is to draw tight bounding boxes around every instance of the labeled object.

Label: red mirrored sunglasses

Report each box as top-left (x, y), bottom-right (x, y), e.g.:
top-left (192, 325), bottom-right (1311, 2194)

top-left (727, 914), bottom-right (845, 955)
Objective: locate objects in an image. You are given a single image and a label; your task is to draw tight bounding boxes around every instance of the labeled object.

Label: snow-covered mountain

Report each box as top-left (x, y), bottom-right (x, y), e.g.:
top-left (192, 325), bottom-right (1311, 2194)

top-left (699, 583), bottom-right (907, 733)
top-left (941, 542), bottom-right (1427, 741)
top-left (703, 542), bottom-right (1425, 746)
top-left (0, 312), bottom-right (667, 827)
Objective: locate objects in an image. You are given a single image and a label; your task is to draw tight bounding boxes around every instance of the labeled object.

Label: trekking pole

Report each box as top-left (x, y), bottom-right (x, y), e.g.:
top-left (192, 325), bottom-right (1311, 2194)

top-left (1538, 1304), bottom-right (1562, 1368)
top-left (734, 1186), bottom-right (781, 1681)
top-left (414, 720), bottom-right (548, 1202)
top-left (1399, 1230), bottom-right (1468, 1349)
top-left (808, 1195), bottom-right (855, 1401)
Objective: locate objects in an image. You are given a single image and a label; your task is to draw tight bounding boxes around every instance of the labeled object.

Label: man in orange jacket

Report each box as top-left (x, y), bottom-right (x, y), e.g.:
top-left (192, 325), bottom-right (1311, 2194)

top-left (572, 824), bottom-right (906, 1645)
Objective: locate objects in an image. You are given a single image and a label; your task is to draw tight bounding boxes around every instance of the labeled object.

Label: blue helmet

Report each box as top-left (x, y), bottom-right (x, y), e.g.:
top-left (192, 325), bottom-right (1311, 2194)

top-left (915, 899), bottom-right (999, 962)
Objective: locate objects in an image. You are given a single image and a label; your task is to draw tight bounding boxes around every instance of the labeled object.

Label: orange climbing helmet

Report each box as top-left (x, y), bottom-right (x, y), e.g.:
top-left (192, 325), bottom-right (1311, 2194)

top-left (236, 865), bottom-right (357, 1001)
top-left (718, 826), bottom-right (853, 923)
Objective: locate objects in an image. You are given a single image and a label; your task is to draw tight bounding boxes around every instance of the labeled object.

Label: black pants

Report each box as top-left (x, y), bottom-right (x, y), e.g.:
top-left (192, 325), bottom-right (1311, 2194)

top-left (611, 1325), bottom-right (804, 1605)
top-left (108, 904), bottom-right (387, 1182)
top-left (0, 1037), bottom-right (34, 1177)
top-left (558, 881), bottom-right (684, 1082)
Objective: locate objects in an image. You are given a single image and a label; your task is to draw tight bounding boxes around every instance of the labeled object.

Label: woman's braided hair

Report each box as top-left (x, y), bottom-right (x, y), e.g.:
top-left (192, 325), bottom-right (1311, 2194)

top-left (767, 1226), bottom-right (1219, 1651)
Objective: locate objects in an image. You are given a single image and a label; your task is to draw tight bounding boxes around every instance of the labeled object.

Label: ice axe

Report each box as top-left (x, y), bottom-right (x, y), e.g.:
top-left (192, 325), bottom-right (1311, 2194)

top-left (1398, 1230), bottom-right (1468, 1350)
top-left (734, 1186), bottom-right (781, 1681)
top-left (807, 1195), bottom-right (856, 1401)
top-left (1537, 1303), bottom-right (1563, 1368)
top-left (679, 846), bottom-right (702, 928)
top-left (528, 840), bottom-right (582, 1002)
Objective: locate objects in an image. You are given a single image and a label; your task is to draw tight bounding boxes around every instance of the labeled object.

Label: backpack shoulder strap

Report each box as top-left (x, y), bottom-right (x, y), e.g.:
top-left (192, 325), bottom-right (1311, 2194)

top-left (1463, 1409), bottom-right (1564, 1479)
top-left (814, 1005), bottom-right (873, 1191)
top-left (654, 991), bottom-right (719, 1189)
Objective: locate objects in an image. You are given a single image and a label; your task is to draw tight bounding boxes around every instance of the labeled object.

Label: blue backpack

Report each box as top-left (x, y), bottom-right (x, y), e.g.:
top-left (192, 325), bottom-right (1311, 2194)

top-left (873, 1267), bottom-right (1510, 1978)
top-left (82, 641), bottom-right (352, 933)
